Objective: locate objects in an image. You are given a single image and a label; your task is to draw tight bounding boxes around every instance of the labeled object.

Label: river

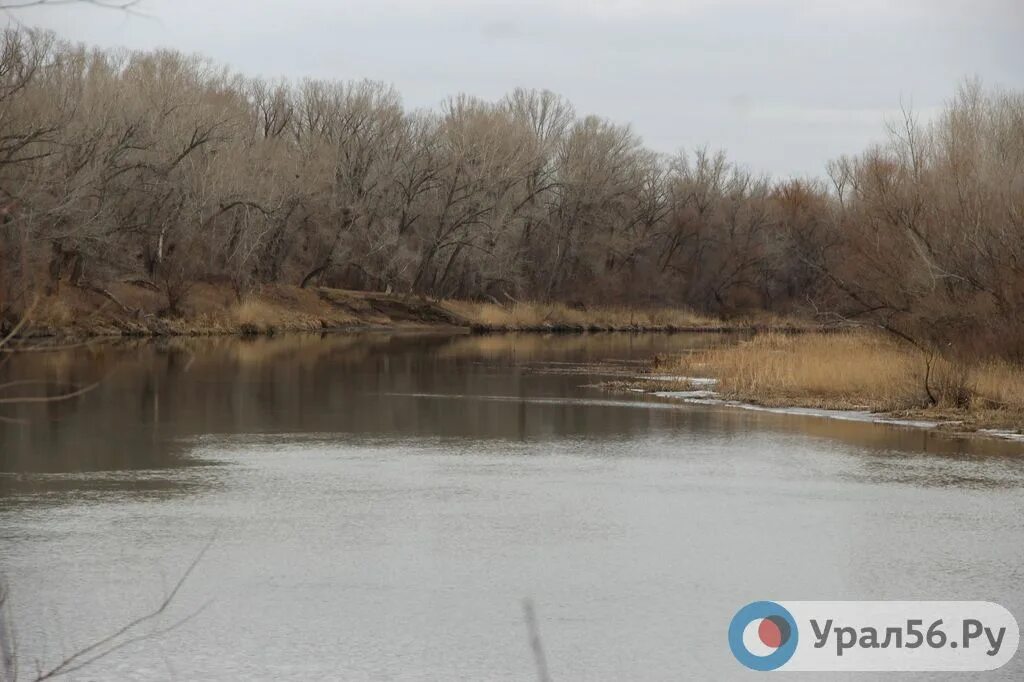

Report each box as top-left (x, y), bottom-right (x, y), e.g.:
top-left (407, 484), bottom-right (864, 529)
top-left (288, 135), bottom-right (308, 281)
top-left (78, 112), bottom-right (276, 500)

top-left (1, 332), bottom-right (1022, 680)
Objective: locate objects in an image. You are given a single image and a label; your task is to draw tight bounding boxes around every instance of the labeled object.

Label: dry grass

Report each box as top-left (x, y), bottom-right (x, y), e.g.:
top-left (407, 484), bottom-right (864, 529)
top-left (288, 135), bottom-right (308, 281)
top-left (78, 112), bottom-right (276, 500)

top-left (669, 332), bottom-right (922, 410)
top-left (974, 360), bottom-right (1024, 409)
top-left (441, 300), bottom-right (730, 330)
top-left (659, 331), bottom-right (1024, 428)
top-left (19, 283), bottom-right (815, 339)
top-left (186, 286), bottom-right (362, 335)
top-left (13, 283), bottom-right (366, 338)
top-left (230, 296), bottom-right (289, 333)
top-left (28, 295), bottom-right (74, 329)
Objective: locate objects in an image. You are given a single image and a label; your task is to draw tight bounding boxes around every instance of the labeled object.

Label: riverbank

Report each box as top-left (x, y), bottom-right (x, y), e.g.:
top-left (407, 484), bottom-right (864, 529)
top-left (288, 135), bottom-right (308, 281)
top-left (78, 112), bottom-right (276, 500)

top-left (7, 282), bottom-right (456, 338)
top-left (5, 281), bottom-right (817, 340)
top-left (609, 331), bottom-right (1024, 435)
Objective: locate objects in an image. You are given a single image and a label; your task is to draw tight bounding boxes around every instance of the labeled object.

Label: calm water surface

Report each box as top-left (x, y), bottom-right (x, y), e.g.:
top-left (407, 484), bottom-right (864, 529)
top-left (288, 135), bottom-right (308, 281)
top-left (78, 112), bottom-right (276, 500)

top-left (1, 332), bottom-right (1023, 680)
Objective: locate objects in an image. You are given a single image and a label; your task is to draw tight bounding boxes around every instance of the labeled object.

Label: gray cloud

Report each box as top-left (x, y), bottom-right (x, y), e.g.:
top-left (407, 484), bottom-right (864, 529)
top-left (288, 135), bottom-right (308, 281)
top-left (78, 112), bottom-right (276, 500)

top-left (11, 0), bottom-right (1023, 177)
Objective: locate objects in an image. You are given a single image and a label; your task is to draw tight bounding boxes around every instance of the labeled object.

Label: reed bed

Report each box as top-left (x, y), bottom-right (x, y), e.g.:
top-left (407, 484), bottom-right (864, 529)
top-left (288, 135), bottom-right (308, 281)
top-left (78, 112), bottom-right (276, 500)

top-left (660, 331), bottom-right (1024, 428)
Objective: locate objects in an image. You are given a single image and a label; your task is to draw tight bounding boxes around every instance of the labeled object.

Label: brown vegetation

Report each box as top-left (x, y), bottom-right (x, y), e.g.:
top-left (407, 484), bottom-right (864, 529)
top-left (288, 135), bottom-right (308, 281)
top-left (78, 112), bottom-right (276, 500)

top-left (17, 280), bottom-right (768, 338)
top-left (0, 29), bottom-right (1020, 371)
top-left (440, 299), bottom-right (795, 331)
top-left (822, 82), bottom-right (1024, 361)
top-left (656, 332), bottom-right (1024, 429)
top-left (16, 283), bottom-right (471, 337)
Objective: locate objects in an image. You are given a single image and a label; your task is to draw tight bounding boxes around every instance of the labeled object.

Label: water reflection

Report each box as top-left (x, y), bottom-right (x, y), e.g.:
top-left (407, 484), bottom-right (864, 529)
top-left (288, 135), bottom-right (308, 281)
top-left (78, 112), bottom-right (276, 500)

top-left (1, 332), bottom-right (1022, 480)
top-left (2, 332), bottom-right (1024, 679)
top-left (0, 469), bottom-right (217, 511)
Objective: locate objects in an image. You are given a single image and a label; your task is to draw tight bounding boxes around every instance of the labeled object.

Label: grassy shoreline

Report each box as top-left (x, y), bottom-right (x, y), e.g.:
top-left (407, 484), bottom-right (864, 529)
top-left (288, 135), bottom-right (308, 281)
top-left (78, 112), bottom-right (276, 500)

top-left (8, 285), bottom-right (1023, 437)
top-left (7, 281), bottom-right (820, 340)
top-left (615, 332), bottom-right (1024, 434)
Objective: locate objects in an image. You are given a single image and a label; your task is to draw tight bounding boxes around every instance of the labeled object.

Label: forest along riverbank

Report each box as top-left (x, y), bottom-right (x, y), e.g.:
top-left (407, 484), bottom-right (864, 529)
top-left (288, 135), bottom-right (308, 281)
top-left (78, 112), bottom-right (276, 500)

top-left (6, 281), bottom-right (818, 339)
top-left (603, 331), bottom-right (1024, 438)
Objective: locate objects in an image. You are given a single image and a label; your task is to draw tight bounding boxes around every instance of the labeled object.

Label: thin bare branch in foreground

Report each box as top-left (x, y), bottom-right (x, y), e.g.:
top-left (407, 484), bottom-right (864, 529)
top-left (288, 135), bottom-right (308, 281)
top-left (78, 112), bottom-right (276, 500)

top-left (523, 598), bottom-right (551, 682)
top-left (0, 381), bottom-right (98, 405)
top-left (0, 341), bottom-right (97, 354)
top-left (0, 0), bottom-right (139, 10)
top-left (0, 299), bottom-right (36, 355)
top-left (0, 581), bottom-right (17, 682)
top-left (29, 538), bottom-right (214, 681)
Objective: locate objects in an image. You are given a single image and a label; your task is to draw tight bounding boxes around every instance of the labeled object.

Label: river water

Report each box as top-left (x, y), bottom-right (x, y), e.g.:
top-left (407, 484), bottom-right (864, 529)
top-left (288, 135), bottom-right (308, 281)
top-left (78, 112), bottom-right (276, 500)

top-left (1, 332), bottom-right (1022, 680)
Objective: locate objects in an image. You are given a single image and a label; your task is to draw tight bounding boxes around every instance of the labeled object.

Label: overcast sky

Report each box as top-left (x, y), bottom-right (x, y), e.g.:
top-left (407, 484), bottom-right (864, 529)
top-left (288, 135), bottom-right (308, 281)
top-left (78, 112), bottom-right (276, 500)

top-left (11, 0), bottom-right (1024, 178)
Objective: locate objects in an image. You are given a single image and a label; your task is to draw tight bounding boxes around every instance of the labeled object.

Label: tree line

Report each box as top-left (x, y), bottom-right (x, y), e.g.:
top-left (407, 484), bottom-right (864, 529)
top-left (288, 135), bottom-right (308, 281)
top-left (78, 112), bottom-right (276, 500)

top-left (0, 29), bottom-right (1021, 359)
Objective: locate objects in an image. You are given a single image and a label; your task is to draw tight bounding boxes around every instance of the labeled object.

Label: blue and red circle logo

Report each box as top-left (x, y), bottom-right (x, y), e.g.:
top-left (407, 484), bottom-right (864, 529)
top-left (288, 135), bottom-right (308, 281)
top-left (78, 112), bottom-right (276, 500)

top-left (729, 601), bottom-right (798, 671)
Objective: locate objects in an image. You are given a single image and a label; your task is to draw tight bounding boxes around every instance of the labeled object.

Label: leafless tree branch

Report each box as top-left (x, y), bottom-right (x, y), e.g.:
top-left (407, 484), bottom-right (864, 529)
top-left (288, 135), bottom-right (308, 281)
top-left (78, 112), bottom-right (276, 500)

top-left (522, 598), bottom-right (551, 682)
top-left (27, 538), bottom-right (214, 682)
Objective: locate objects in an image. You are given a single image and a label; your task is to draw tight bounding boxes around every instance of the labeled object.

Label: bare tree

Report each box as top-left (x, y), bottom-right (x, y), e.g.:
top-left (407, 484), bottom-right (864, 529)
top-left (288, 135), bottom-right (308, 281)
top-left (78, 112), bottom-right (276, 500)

top-left (820, 81), bottom-right (1024, 360)
top-left (0, 26), bottom-right (1019, 365)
